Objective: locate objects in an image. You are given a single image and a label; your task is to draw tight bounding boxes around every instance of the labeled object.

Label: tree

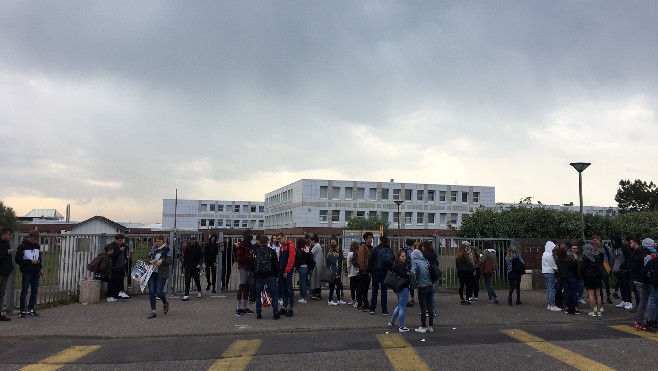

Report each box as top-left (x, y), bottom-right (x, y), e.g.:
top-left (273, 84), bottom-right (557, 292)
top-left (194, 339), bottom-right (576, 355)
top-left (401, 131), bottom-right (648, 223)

top-left (0, 201), bottom-right (18, 230)
top-left (615, 179), bottom-right (658, 213)
top-left (345, 216), bottom-right (390, 236)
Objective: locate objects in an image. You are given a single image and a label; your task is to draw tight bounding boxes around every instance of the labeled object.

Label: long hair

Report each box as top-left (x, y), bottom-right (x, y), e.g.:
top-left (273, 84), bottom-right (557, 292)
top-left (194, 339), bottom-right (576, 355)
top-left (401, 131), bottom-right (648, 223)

top-left (506, 245), bottom-right (518, 260)
top-left (349, 241), bottom-right (359, 253)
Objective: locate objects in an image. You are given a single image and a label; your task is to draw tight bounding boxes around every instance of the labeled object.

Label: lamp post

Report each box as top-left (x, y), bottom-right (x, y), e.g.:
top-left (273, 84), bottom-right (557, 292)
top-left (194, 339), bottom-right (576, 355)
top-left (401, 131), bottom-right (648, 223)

top-left (394, 200), bottom-right (404, 243)
top-left (570, 162), bottom-right (591, 241)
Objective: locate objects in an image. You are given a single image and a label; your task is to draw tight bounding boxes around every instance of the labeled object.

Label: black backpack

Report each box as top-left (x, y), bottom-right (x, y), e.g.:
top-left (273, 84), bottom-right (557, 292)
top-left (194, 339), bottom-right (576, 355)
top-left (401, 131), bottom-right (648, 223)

top-left (376, 247), bottom-right (395, 270)
top-left (87, 253), bottom-right (104, 273)
top-left (351, 250), bottom-right (360, 268)
top-left (253, 247), bottom-right (272, 274)
top-left (585, 257), bottom-right (602, 277)
top-left (511, 256), bottom-right (526, 275)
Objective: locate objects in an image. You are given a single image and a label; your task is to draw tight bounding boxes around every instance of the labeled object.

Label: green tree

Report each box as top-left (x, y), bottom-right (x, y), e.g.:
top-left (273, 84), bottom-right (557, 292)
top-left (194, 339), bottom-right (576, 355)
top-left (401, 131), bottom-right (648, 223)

top-left (345, 216), bottom-right (390, 236)
top-left (615, 179), bottom-right (658, 213)
top-left (0, 201), bottom-right (18, 230)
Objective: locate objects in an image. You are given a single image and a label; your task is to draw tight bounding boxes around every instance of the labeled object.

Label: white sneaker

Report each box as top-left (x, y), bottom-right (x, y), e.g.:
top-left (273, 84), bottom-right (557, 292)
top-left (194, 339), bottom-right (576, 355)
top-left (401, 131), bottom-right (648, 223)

top-left (415, 327), bottom-right (427, 333)
top-left (337, 300), bottom-right (347, 305)
top-left (352, 302), bottom-right (358, 308)
top-left (118, 291), bottom-right (130, 299)
top-left (579, 299), bottom-right (587, 305)
top-left (278, 299), bottom-right (284, 306)
top-left (616, 301), bottom-right (626, 308)
top-left (624, 302), bottom-right (633, 310)
top-left (547, 305), bottom-right (552, 310)
top-left (106, 297), bottom-right (117, 303)
top-left (298, 298), bottom-right (307, 304)
top-left (551, 306), bottom-right (562, 312)
top-left (328, 301), bottom-right (338, 306)
top-left (197, 292), bottom-right (202, 298)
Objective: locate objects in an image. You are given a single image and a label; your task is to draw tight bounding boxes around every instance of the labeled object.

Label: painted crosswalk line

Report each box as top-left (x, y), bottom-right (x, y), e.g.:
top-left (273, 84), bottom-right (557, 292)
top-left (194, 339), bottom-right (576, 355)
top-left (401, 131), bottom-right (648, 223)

top-left (500, 329), bottom-right (614, 371)
top-left (376, 333), bottom-right (431, 371)
top-left (208, 339), bottom-right (262, 371)
top-left (20, 345), bottom-right (101, 371)
top-left (610, 324), bottom-right (658, 342)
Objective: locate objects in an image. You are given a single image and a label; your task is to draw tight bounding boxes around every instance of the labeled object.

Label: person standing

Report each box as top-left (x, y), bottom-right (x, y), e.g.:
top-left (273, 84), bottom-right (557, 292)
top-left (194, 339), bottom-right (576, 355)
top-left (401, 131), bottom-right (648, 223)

top-left (310, 234), bottom-right (324, 300)
top-left (326, 240), bottom-right (344, 305)
top-left (388, 250), bottom-right (411, 332)
top-left (277, 233), bottom-right (296, 317)
top-left (592, 235), bottom-right (613, 305)
top-left (146, 235), bottom-right (171, 319)
top-left (15, 230), bottom-right (43, 318)
top-left (0, 227), bottom-right (16, 321)
top-left (612, 234), bottom-right (633, 310)
top-left (403, 239), bottom-right (416, 307)
top-left (480, 241), bottom-right (499, 305)
top-left (368, 235), bottom-right (394, 315)
top-left (356, 232), bottom-right (373, 311)
top-left (505, 245), bottom-right (525, 306)
top-left (580, 244), bottom-right (604, 316)
top-left (235, 230), bottom-right (255, 316)
top-left (629, 237), bottom-right (652, 330)
top-left (108, 234), bottom-right (130, 300)
top-left (295, 238), bottom-right (311, 304)
top-left (346, 241), bottom-right (360, 307)
top-left (542, 241), bottom-right (560, 311)
top-left (556, 244), bottom-right (580, 315)
top-left (221, 237), bottom-right (234, 291)
top-left (252, 235), bottom-right (280, 320)
top-left (410, 249), bottom-right (433, 333)
top-left (455, 242), bottom-right (475, 305)
top-left (183, 236), bottom-right (204, 301)
top-left (204, 235), bottom-right (219, 293)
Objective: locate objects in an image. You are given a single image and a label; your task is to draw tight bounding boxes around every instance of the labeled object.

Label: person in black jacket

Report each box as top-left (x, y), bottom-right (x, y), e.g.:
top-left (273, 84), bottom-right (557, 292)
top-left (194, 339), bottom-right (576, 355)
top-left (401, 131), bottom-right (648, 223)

top-left (368, 235), bottom-right (394, 315)
top-left (612, 235), bottom-right (633, 310)
top-left (556, 244), bottom-right (579, 315)
top-left (108, 234), bottom-right (129, 300)
top-left (204, 235), bottom-right (219, 293)
top-left (0, 227), bottom-right (16, 321)
top-left (629, 237), bottom-right (652, 330)
top-left (252, 235), bottom-right (280, 319)
top-left (183, 236), bottom-right (204, 301)
top-left (387, 249), bottom-right (411, 332)
top-left (15, 230), bottom-right (43, 318)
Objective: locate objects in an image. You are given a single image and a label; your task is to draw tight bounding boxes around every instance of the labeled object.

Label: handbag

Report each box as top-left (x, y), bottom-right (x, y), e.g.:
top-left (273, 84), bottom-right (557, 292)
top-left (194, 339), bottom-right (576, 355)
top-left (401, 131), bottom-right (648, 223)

top-left (603, 260), bottom-right (612, 274)
top-left (320, 266), bottom-right (334, 283)
top-left (429, 264), bottom-right (442, 284)
top-left (385, 270), bottom-right (407, 293)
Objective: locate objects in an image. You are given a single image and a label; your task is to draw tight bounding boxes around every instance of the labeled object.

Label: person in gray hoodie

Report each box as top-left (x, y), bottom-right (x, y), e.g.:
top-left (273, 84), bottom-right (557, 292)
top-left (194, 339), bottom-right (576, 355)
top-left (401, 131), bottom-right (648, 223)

top-left (410, 249), bottom-right (433, 333)
top-left (542, 241), bottom-right (561, 311)
top-left (611, 235), bottom-right (633, 310)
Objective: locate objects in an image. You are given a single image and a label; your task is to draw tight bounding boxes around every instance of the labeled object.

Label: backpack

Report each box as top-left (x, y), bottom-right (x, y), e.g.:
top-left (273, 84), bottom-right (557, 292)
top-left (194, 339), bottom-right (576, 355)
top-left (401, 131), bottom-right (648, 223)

top-left (376, 247), bottom-right (395, 270)
top-left (253, 247), bottom-right (272, 274)
top-left (480, 254), bottom-right (495, 275)
top-left (88, 253), bottom-right (104, 273)
top-left (585, 257), bottom-right (602, 277)
top-left (511, 256), bottom-right (526, 275)
top-left (351, 250), bottom-right (360, 268)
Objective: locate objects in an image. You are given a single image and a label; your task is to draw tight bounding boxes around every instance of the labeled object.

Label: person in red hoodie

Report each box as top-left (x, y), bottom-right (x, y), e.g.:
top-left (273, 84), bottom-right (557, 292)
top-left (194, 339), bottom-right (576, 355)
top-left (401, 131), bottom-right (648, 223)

top-left (235, 229), bottom-right (255, 316)
top-left (277, 232), bottom-right (296, 317)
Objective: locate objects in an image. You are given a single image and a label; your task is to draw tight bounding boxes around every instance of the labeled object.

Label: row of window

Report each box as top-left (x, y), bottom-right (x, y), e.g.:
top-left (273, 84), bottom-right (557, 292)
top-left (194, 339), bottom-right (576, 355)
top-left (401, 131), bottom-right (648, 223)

top-left (200, 204), bottom-right (265, 214)
top-left (266, 189), bottom-right (293, 206)
top-left (199, 219), bottom-right (264, 228)
top-left (319, 186), bottom-right (480, 203)
top-left (319, 210), bottom-right (460, 225)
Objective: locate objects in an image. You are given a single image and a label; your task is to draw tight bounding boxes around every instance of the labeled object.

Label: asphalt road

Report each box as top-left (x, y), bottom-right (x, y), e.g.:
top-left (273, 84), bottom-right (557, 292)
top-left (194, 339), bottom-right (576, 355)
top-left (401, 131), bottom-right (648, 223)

top-left (1, 321), bottom-right (656, 370)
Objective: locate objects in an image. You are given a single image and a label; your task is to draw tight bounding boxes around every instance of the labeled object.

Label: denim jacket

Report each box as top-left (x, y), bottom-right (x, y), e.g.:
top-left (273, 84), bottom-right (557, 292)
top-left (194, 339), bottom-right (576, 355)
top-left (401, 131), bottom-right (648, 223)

top-left (410, 257), bottom-right (431, 288)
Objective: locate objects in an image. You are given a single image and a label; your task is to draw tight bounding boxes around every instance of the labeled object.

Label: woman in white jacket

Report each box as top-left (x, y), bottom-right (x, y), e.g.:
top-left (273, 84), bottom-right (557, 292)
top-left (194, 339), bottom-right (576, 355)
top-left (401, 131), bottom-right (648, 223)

top-left (542, 241), bottom-right (561, 311)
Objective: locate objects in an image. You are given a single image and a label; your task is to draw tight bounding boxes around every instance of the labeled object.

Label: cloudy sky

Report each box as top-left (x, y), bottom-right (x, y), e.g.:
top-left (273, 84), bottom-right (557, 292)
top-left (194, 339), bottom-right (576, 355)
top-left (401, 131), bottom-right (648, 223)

top-left (2, 1), bottom-right (657, 224)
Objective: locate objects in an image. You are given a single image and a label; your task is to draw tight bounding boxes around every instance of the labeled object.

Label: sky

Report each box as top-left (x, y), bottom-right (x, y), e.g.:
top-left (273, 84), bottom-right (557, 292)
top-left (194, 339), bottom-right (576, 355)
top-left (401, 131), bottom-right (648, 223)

top-left (1, 1), bottom-right (657, 224)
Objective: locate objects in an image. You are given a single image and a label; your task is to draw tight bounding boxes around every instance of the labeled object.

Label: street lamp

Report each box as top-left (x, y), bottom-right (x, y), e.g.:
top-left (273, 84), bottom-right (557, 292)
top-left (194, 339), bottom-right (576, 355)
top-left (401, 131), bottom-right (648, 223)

top-left (394, 200), bottom-right (404, 244)
top-left (570, 162), bottom-right (591, 240)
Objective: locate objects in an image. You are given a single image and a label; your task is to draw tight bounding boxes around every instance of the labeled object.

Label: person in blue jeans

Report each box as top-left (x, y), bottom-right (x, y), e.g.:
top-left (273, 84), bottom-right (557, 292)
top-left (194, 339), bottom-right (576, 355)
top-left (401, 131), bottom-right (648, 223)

top-left (388, 250), bottom-right (411, 332)
top-left (15, 230), bottom-right (43, 318)
top-left (146, 235), bottom-right (172, 319)
top-left (253, 235), bottom-right (280, 319)
top-left (542, 241), bottom-right (561, 311)
top-left (368, 236), bottom-right (394, 315)
top-left (556, 243), bottom-right (580, 315)
top-left (277, 233), bottom-right (296, 317)
top-left (295, 238), bottom-right (311, 303)
top-left (480, 241), bottom-right (499, 304)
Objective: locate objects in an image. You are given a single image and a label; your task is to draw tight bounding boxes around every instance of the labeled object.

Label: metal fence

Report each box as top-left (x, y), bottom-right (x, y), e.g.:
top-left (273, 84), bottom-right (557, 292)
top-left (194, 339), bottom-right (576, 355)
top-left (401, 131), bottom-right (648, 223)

top-left (2, 232), bottom-right (515, 314)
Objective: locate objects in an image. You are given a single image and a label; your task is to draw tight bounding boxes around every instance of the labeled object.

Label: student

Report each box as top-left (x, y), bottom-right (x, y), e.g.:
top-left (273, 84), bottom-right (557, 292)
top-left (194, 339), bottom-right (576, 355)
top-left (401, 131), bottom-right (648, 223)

top-left (221, 237), bottom-right (234, 291)
top-left (15, 230), bottom-right (43, 318)
top-left (147, 235), bottom-right (172, 319)
top-left (204, 235), bottom-right (219, 293)
top-left (480, 241), bottom-right (499, 305)
top-left (326, 240), bottom-right (344, 305)
top-left (368, 235), bottom-right (394, 315)
top-left (235, 230), bottom-right (255, 316)
top-left (580, 244), bottom-right (604, 316)
top-left (556, 244), bottom-right (579, 315)
top-left (455, 242), bottom-right (475, 305)
top-left (253, 235), bottom-right (280, 319)
top-left (183, 236), bottom-right (204, 301)
top-left (357, 232), bottom-right (373, 311)
top-left (97, 244), bottom-right (114, 282)
top-left (109, 234), bottom-right (130, 300)
top-left (310, 234), bottom-right (324, 300)
top-left (346, 241), bottom-right (360, 307)
top-left (505, 245), bottom-right (525, 306)
top-left (410, 249), bottom-right (433, 333)
top-left (629, 237), bottom-right (652, 330)
top-left (270, 234), bottom-right (283, 304)
top-left (277, 233), bottom-right (296, 317)
top-left (403, 239), bottom-right (416, 307)
top-left (541, 241), bottom-right (560, 311)
top-left (295, 238), bottom-right (311, 304)
top-left (0, 227), bottom-right (16, 321)
top-left (388, 250), bottom-right (411, 332)
top-left (612, 234), bottom-right (633, 310)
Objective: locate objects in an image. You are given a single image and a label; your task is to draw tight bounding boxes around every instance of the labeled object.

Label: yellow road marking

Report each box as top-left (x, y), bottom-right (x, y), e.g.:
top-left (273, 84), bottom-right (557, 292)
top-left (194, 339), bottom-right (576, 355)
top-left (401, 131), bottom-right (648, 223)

top-left (376, 333), bottom-right (431, 371)
top-left (209, 339), bottom-right (262, 371)
top-left (20, 345), bottom-right (101, 371)
top-left (500, 329), bottom-right (614, 371)
top-left (610, 325), bottom-right (658, 341)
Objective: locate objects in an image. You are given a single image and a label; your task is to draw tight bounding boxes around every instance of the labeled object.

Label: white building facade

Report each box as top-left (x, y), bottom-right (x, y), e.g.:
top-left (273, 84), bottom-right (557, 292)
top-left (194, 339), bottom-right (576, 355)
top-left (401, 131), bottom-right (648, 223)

top-left (162, 199), bottom-right (265, 230)
top-left (264, 179), bottom-right (496, 231)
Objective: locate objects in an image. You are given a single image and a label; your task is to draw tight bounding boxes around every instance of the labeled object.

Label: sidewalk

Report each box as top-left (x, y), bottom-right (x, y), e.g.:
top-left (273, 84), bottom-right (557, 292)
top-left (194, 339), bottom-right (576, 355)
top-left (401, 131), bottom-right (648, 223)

top-left (0, 288), bottom-right (634, 339)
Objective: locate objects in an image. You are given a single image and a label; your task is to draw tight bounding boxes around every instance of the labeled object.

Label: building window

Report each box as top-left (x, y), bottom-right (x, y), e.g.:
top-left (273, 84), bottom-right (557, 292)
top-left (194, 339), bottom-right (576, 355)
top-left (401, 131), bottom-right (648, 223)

top-left (404, 189), bottom-right (412, 201)
top-left (345, 210), bottom-right (353, 221)
top-left (381, 211), bottom-right (389, 222)
top-left (417, 212), bottom-right (424, 224)
top-left (226, 220), bottom-right (232, 227)
top-left (319, 210), bottom-right (328, 222)
top-left (368, 211), bottom-right (377, 219)
top-left (209, 219), bottom-right (215, 227)
top-left (428, 213), bottom-right (436, 224)
top-left (200, 219), bottom-right (206, 227)
top-left (356, 187), bottom-right (365, 200)
top-left (450, 213), bottom-right (458, 225)
top-left (393, 212), bottom-right (399, 223)
top-left (417, 190), bottom-right (424, 201)
top-left (242, 220), bottom-right (248, 228)
top-left (259, 206), bottom-right (264, 213)
top-left (369, 188), bottom-right (377, 201)
top-left (393, 189), bottom-right (401, 200)
top-left (439, 213), bottom-right (446, 224)
top-left (473, 192), bottom-right (480, 203)
top-left (450, 191), bottom-right (458, 202)
top-left (251, 205), bottom-right (257, 213)
top-left (462, 192), bottom-right (468, 203)
top-left (320, 186), bottom-right (328, 199)
top-left (209, 204), bottom-right (216, 212)
top-left (201, 203), bottom-right (208, 212)
top-left (258, 220), bottom-right (264, 228)
top-left (439, 191), bottom-right (446, 202)
top-left (404, 212), bottom-right (412, 223)
top-left (233, 220), bottom-right (240, 228)
top-left (217, 219), bottom-right (224, 227)
top-left (356, 210), bottom-right (365, 218)
top-left (243, 205), bottom-right (250, 213)
top-left (381, 188), bottom-right (389, 200)
top-left (251, 220), bottom-right (257, 228)
top-left (428, 190), bottom-right (435, 202)
top-left (234, 205), bottom-right (240, 213)
top-left (345, 187), bottom-right (353, 200)
top-left (218, 205), bottom-right (224, 212)
top-left (331, 210), bottom-right (340, 222)
top-left (332, 187), bottom-right (340, 200)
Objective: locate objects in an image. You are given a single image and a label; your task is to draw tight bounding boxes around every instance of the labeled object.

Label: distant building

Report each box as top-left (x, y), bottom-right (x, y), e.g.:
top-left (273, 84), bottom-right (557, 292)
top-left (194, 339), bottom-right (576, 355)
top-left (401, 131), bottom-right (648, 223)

top-left (18, 209), bottom-right (64, 222)
top-left (161, 199), bottom-right (265, 231)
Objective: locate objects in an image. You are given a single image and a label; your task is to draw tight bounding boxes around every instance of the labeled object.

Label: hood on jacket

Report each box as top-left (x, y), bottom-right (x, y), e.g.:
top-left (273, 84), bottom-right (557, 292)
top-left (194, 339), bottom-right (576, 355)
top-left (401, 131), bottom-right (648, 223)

top-left (411, 249), bottom-right (424, 260)
top-left (544, 241), bottom-right (556, 254)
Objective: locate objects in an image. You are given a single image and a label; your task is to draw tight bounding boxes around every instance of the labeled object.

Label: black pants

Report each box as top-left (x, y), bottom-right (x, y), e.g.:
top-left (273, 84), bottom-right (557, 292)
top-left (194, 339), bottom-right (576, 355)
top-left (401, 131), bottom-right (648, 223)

top-left (205, 263), bottom-right (217, 289)
top-left (617, 271), bottom-right (633, 303)
top-left (418, 286), bottom-right (434, 327)
top-left (555, 277), bottom-right (564, 308)
top-left (599, 273), bottom-right (611, 299)
top-left (356, 274), bottom-right (370, 308)
top-left (184, 267), bottom-right (201, 296)
top-left (349, 276), bottom-right (358, 301)
top-left (109, 268), bottom-right (124, 298)
top-left (328, 277), bottom-right (343, 301)
top-left (508, 273), bottom-right (521, 303)
top-left (457, 270), bottom-right (474, 301)
top-left (221, 252), bottom-right (232, 290)
top-left (472, 268), bottom-right (481, 299)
